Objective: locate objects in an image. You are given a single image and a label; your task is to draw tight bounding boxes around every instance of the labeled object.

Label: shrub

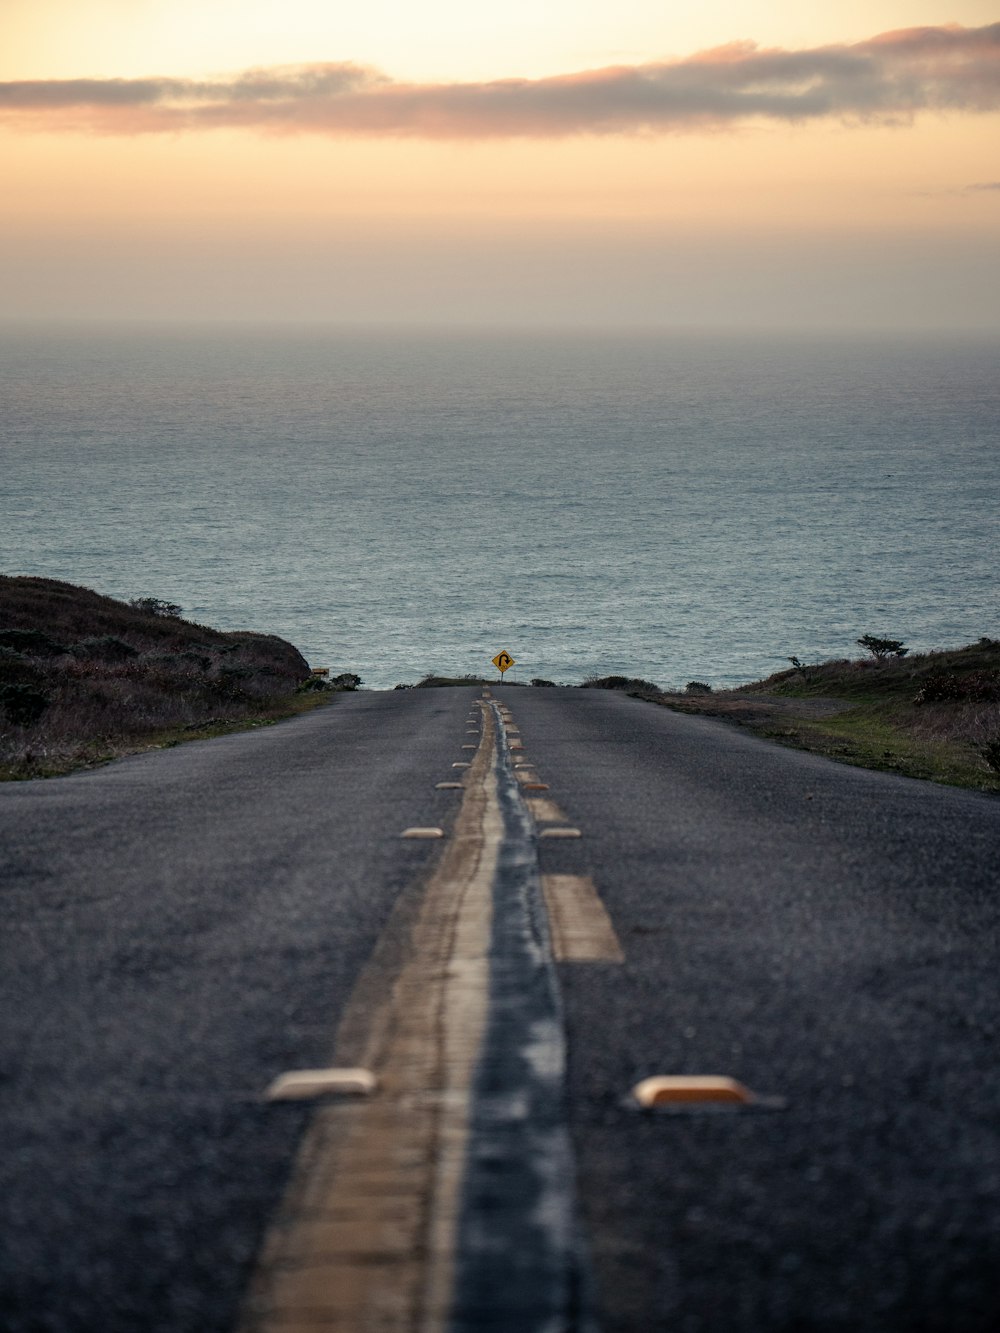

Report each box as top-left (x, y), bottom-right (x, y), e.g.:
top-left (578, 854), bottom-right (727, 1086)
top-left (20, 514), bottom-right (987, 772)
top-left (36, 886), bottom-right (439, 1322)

top-left (582, 675), bottom-right (661, 695)
top-left (531, 678), bottom-right (556, 687)
top-left (129, 597), bottom-right (183, 618)
top-left (685, 681), bottom-right (713, 694)
top-left (0, 648), bottom-right (46, 686)
top-left (0, 683), bottom-right (49, 726)
top-left (0, 628), bottom-right (67, 657)
top-left (298, 672), bottom-right (362, 693)
top-left (914, 672), bottom-right (1000, 705)
top-left (296, 676), bottom-right (332, 693)
top-left (176, 650), bottom-right (211, 670)
top-left (331, 672), bottom-right (362, 690)
top-left (216, 666), bottom-right (253, 692)
top-left (69, 635), bottom-right (138, 662)
top-left (786, 655), bottom-right (814, 683)
top-left (858, 634), bottom-right (908, 660)
top-left (982, 739), bottom-right (1000, 775)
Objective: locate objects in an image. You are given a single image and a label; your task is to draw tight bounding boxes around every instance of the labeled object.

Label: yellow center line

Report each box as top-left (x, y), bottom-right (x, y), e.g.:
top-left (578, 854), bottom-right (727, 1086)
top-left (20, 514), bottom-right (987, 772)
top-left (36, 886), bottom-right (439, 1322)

top-left (243, 697), bottom-right (625, 1329)
top-left (241, 704), bottom-right (502, 1332)
top-left (540, 874), bottom-right (625, 963)
top-left (525, 797), bottom-right (568, 823)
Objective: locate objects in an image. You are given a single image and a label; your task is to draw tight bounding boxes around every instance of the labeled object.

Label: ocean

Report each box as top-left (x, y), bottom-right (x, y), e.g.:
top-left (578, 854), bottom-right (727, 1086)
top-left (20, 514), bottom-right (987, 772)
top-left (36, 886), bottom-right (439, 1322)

top-left (2, 324), bottom-right (998, 690)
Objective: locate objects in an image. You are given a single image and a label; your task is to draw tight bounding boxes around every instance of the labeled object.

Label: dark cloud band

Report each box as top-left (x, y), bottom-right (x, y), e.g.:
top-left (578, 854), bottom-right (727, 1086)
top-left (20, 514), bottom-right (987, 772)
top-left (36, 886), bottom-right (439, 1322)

top-left (1, 23), bottom-right (998, 136)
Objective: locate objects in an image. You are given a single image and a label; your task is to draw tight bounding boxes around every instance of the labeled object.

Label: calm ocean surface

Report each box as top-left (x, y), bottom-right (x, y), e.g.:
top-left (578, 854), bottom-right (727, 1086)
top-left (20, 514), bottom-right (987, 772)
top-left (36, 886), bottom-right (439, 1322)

top-left (2, 325), bottom-right (998, 690)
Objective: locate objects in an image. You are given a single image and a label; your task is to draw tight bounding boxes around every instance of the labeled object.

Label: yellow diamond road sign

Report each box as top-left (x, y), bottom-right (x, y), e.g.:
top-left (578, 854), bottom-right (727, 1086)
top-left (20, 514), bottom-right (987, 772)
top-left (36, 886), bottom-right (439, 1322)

top-left (492, 651), bottom-right (516, 674)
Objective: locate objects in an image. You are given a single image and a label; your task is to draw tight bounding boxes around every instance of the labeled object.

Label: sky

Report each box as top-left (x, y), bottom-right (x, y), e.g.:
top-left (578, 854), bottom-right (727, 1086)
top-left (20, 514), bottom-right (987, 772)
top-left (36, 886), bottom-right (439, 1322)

top-left (2, 1), bottom-right (999, 328)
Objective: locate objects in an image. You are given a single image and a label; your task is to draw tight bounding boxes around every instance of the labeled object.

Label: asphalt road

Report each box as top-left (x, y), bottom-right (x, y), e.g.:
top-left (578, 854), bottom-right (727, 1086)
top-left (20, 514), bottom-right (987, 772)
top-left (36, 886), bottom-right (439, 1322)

top-left (2, 685), bottom-right (999, 1332)
top-left (0, 691), bottom-right (466, 1333)
top-left (512, 686), bottom-right (1000, 1333)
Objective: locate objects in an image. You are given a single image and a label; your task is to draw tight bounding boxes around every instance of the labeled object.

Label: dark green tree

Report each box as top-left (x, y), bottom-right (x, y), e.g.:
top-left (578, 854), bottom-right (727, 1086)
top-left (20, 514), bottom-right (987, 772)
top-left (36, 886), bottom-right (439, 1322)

top-left (857, 634), bottom-right (908, 660)
top-left (130, 597), bottom-right (182, 618)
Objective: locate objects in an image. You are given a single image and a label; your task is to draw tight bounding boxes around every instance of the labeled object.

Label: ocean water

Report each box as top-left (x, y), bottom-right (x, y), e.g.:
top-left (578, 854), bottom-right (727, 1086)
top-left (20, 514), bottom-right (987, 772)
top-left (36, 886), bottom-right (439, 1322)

top-left (1, 324), bottom-right (998, 690)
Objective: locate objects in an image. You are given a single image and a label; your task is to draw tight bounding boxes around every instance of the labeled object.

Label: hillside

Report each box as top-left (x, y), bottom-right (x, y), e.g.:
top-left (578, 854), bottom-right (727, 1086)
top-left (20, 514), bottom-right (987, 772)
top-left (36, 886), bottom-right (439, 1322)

top-left (0, 576), bottom-right (318, 779)
top-left (651, 638), bottom-right (1000, 793)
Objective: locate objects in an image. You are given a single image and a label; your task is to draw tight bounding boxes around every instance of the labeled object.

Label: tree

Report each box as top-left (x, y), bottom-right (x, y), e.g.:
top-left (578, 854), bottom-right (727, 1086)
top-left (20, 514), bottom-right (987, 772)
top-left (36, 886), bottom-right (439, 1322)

top-left (130, 597), bottom-right (182, 618)
top-left (857, 634), bottom-right (908, 660)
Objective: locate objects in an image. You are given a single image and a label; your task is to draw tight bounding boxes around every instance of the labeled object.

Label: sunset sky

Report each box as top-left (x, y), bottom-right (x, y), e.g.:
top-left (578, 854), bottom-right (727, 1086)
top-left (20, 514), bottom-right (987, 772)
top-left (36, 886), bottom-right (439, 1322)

top-left (2, 1), bottom-right (999, 327)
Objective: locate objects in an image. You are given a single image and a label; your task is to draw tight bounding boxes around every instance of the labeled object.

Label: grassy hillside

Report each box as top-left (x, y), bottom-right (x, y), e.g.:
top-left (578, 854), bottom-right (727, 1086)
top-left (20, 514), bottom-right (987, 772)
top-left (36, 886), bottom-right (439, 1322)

top-left (0, 576), bottom-right (328, 779)
top-left (650, 639), bottom-right (1000, 794)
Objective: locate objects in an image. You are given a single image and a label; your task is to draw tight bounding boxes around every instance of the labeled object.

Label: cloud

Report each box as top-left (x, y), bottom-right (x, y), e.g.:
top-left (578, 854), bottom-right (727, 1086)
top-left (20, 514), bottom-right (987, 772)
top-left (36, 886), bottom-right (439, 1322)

top-left (966, 180), bottom-right (1000, 191)
top-left (2, 23), bottom-right (999, 138)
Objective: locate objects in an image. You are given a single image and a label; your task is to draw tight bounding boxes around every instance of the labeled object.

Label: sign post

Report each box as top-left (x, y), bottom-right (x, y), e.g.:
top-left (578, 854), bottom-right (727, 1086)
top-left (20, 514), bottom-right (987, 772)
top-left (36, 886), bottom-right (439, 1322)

top-left (491, 650), bottom-right (516, 682)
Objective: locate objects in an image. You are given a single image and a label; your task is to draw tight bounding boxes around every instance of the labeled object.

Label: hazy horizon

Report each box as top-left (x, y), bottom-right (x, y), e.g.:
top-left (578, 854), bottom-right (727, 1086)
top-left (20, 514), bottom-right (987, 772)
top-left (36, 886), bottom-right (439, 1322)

top-left (2, 1), bottom-right (998, 331)
top-left (4, 324), bottom-right (997, 688)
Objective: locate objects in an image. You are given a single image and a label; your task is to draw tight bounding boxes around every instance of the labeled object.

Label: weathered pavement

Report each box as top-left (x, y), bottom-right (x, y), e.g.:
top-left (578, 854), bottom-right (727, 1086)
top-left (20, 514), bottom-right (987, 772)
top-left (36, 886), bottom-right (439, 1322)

top-left (2, 685), bottom-right (999, 1331)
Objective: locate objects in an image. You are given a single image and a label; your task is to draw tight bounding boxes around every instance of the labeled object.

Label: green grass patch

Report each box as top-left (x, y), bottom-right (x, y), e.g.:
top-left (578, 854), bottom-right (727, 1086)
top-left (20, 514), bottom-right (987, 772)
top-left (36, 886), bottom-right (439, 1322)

top-left (655, 639), bottom-right (1000, 795)
top-left (755, 706), bottom-right (998, 792)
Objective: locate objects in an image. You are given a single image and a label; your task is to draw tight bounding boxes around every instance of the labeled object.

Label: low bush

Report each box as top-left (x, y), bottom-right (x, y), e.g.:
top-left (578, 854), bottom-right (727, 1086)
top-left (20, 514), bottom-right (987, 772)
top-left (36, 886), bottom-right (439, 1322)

top-left (0, 684), bottom-right (49, 726)
top-left (69, 635), bottom-right (138, 662)
top-left (0, 628), bottom-right (67, 657)
top-left (0, 649), bottom-right (46, 687)
top-left (913, 672), bottom-right (1000, 705)
top-left (582, 675), bottom-right (661, 695)
top-left (331, 672), bottom-right (362, 690)
top-left (179, 651), bottom-right (212, 671)
top-left (297, 676), bottom-right (332, 693)
top-left (982, 739), bottom-right (1000, 774)
top-left (685, 681), bottom-right (713, 694)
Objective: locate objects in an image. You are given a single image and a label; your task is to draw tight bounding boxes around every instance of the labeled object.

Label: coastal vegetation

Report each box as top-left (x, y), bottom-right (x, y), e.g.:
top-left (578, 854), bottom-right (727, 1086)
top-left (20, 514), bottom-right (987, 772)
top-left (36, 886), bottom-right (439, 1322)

top-left (408, 649), bottom-right (1000, 794)
top-left (0, 576), bottom-right (334, 780)
top-left (5, 576), bottom-right (997, 796)
top-left (649, 638), bottom-right (1000, 794)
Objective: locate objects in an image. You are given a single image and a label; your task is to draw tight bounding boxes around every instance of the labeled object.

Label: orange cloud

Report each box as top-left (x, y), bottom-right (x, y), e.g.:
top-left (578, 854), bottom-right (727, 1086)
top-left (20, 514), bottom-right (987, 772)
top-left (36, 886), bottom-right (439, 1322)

top-left (1, 23), bottom-right (999, 138)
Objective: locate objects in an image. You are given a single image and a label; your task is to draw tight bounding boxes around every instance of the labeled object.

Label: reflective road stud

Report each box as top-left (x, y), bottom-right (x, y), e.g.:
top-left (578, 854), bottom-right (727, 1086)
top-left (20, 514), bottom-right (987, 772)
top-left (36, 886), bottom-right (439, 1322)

top-left (265, 1068), bottom-right (378, 1101)
top-left (632, 1076), bottom-right (755, 1107)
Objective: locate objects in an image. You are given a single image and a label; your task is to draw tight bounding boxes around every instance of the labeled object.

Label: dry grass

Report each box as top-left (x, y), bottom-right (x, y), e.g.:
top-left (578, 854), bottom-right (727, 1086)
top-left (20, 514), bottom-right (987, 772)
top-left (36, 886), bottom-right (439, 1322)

top-left (0, 575), bottom-right (326, 779)
top-left (649, 639), bottom-right (1000, 794)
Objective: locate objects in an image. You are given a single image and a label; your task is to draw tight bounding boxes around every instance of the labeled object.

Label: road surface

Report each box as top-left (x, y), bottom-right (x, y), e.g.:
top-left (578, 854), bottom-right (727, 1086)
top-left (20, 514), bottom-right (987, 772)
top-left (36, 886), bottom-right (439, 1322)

top-left (1, 685), bottom-right (998, 1332)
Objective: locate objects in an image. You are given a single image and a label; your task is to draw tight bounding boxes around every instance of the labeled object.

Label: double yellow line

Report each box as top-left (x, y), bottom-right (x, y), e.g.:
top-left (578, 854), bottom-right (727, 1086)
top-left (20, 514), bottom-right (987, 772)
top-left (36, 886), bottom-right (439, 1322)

top-left (242, 694), bottom-right (620, 1331)
top-left (242, 702), bottom-right (501, 1331)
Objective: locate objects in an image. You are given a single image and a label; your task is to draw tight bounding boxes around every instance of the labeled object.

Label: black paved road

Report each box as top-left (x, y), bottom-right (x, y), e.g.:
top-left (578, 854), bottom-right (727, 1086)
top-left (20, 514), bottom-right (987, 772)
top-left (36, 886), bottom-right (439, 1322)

top-left (508, 685), bottom-right (1000, 1333)
top-left (0, 691), bottom-right (466, 1333)
top-left (2, 685), bottom-right (999, 1332)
